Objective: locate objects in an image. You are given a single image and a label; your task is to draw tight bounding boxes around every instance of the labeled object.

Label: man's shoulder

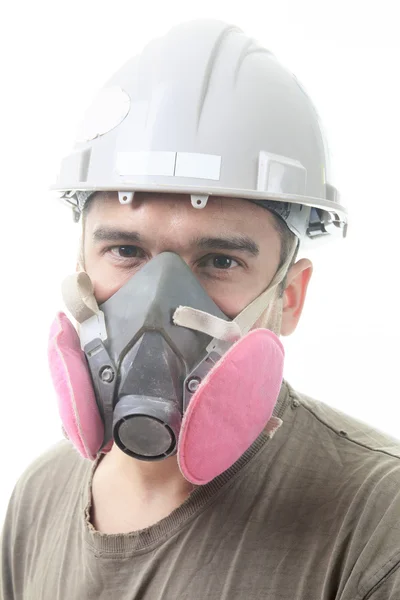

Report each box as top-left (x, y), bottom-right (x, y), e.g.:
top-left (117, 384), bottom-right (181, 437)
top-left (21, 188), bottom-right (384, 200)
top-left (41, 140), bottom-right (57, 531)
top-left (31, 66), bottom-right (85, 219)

top-left (293, 385), bottom-right (400, 461)
top-left (16, 440), bottom-right (85, 487)
top-left (284, 385), bottom-right (400, 598)
top-left (11, 440), bottom-right (90, 517)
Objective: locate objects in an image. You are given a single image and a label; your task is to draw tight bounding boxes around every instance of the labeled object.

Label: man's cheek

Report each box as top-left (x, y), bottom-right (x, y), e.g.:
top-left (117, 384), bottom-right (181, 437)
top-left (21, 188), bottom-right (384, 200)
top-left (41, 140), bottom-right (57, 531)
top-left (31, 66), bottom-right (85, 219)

top-left (90, 269), bottom-right (133, 304)
top-left (205, 292), bottom-right (248, 321)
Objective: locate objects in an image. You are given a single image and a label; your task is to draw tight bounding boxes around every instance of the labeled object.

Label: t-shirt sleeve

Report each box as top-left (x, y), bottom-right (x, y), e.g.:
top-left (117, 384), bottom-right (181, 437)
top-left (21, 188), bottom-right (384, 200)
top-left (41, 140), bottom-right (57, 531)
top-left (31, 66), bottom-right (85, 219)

top-left (360, 562), bottom-right (400, 600)
top-left (0, 442), bottom-right (72, 600)
top-left (0, 487), bottom-right (19, 600)
top-left (340, 459), bottom-right (400, 600)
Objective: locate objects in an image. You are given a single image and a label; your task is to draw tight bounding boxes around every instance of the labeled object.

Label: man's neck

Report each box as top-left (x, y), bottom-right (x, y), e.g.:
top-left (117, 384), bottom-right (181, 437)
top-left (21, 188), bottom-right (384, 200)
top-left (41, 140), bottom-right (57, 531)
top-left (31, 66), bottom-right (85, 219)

top-left (103, 444), bottom-right (195, 499)
top-left (90, 444), bottom-right (196, 533)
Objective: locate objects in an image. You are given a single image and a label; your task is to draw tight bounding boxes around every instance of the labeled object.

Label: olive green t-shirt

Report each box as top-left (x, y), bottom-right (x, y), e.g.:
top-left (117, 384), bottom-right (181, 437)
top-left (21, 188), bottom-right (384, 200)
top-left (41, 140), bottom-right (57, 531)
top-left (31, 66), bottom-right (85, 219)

top-left (1, 381), bottom-right (400, 599)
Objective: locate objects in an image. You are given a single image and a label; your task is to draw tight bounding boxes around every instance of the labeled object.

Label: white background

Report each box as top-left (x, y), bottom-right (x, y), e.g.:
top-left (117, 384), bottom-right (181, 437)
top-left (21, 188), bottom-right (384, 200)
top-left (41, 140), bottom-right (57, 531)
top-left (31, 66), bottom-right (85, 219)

top-left (1, 0), bottom-right (399, 524)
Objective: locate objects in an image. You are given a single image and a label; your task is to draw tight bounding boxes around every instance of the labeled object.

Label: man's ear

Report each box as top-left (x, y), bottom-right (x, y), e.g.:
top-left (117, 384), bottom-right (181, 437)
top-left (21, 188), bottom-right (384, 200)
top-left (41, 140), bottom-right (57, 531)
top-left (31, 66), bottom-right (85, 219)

top-left (280, 258), bottom-right (313, 336)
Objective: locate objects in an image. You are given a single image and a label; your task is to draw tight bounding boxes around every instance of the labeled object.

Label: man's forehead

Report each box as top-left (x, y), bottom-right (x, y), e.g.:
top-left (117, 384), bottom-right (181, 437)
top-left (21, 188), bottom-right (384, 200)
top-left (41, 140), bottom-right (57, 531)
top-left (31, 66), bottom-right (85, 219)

top-left (86, 191), bottom-right (272, 228)
top-left (90, 191), bottom-right (255, 209)
top-left (84, 192), bottom-right (280, 259)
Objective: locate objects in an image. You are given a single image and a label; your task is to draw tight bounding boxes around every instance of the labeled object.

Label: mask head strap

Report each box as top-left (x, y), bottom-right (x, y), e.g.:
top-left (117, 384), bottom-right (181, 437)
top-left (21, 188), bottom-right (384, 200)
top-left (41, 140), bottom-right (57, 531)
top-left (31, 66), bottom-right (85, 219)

top-left (173, 237), bottom-right (299, 354)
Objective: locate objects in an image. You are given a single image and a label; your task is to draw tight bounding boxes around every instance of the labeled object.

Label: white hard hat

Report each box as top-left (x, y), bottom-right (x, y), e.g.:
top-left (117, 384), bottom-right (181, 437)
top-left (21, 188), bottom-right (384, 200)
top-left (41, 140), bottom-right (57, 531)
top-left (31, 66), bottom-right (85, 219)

top-left (53, 19), bottom-right (348, 245)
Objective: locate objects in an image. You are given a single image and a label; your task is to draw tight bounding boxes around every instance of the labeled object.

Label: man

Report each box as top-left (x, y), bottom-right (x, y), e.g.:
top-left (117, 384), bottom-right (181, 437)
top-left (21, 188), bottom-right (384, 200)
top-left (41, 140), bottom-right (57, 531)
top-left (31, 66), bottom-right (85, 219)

top-left (1, 19), bottom-right (400, 600)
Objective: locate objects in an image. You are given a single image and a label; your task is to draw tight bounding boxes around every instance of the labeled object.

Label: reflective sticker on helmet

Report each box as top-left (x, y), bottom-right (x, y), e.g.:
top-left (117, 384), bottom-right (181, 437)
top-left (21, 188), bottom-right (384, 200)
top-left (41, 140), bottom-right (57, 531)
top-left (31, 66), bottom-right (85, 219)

top-left (116, 151), bottom-right (221, 180)
top-left (175, 152), bottom-right (221, 180)
top-left (117, 151), bottom-right (176, 177)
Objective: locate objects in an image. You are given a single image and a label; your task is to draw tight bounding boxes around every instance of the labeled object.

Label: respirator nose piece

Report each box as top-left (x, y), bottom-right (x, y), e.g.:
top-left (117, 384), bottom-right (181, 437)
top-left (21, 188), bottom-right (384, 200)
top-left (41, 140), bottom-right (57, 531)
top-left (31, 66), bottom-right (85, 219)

top-left (112, 395), bottom-right (181, 461)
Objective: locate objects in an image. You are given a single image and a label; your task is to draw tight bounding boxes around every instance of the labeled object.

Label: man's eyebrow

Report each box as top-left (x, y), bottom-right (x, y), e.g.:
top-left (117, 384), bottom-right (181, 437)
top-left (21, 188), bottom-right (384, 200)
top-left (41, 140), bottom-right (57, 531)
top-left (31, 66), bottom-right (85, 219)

top-left (92, 228), bottom-right (259, 257)
top-left (92, 227), bottom-right (143, 244)
top-left (195, 235), bottom-right (259, 256)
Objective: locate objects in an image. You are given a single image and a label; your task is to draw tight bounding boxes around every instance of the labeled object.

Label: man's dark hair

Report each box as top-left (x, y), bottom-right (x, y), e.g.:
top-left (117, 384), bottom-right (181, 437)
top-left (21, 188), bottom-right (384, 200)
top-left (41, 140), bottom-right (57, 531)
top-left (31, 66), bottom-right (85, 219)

top-left (269, 213), bottom-right (299, 296)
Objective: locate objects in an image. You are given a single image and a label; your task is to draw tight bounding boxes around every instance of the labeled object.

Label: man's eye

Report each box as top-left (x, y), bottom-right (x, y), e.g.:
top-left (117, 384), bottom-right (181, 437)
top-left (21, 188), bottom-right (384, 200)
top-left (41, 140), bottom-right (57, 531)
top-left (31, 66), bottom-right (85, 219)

top-left (200, 255), bottom-right (240, 270)
top-left (110, 246), bottom-right (143, 259)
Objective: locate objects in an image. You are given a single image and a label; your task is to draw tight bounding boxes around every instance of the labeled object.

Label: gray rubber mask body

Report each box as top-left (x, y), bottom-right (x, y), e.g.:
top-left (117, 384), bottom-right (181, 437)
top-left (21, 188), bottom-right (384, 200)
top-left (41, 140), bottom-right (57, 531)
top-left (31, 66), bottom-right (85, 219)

top-left (83, 252), bottom-right (229, 461)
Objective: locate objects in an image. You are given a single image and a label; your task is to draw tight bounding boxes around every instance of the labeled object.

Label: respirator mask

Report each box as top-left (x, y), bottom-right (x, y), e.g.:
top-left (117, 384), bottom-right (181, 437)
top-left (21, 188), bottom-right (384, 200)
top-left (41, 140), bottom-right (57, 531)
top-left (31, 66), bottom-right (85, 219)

top-left (48, 245), bottom-right (296, 485)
